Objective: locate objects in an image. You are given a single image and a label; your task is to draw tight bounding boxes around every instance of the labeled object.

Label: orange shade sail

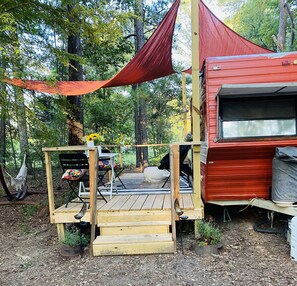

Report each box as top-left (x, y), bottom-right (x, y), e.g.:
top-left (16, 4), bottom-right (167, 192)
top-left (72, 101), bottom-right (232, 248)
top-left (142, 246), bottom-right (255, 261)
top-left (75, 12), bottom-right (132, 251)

top-left (4, 0), bottom-right (273, 95)
top-left (4, 0), bottom-right (180, 96)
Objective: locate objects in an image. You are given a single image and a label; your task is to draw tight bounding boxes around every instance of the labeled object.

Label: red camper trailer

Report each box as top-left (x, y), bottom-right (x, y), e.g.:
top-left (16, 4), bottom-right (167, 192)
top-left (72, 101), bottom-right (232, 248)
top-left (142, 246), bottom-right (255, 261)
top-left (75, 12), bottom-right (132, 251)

top-left (200, 52), bottom-right (297, 204)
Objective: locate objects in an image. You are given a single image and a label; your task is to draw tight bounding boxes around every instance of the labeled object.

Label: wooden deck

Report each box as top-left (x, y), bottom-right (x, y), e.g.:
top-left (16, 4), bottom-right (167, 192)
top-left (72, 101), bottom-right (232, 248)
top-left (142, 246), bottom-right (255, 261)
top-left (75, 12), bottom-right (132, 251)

top-left (54, 193), bottom-right (201, 224)
top-left (54, 192), bottom-right (202, 256)
top-left (43, 145), bottom-right (203, 256)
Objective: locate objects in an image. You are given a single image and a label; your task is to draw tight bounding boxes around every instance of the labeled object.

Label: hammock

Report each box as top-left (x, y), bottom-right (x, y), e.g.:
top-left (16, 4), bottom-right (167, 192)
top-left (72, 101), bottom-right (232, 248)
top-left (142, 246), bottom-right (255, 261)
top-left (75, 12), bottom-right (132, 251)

top-left (0, 155), bottom-right (28, 201)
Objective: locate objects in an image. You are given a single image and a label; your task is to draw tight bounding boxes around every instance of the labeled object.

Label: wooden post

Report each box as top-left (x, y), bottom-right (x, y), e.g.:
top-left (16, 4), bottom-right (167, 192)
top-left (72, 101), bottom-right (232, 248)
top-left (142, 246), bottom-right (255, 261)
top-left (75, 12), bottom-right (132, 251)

top-left (172, 144), bottom-right (180, 201)
top-left (170, 144), bottom-right (180, 252)
top-left (89, 148), bottom-right (98, 256)
top-left (191, 0), bottom-right (202, 211)
top-left (56, 223), bottom-right (65, 241)
top-left (44, 151), bottom-right (55, 224)
top-left (182, 72), bottom-right (188, 138)
top-left (118, 144), bottom-right (123, 167)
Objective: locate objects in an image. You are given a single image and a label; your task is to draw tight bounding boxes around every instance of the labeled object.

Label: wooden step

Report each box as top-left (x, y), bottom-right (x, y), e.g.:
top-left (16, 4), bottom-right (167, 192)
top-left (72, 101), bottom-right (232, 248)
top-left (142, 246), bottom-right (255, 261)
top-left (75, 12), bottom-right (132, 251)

top-left (97, 210), bottom-right (171, 224)
top-left (98, 220), bottom-right (171, 227)
top-left (99, 221), bottom-right (171, 236)
top-left (93, 233), bottom-right (175, 256)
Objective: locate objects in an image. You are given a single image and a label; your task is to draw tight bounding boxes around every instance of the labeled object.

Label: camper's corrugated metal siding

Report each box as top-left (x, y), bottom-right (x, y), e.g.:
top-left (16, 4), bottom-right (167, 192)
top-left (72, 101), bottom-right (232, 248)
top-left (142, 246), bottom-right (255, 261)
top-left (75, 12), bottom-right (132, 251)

top-left (202, 52), bottom-right (297, 202)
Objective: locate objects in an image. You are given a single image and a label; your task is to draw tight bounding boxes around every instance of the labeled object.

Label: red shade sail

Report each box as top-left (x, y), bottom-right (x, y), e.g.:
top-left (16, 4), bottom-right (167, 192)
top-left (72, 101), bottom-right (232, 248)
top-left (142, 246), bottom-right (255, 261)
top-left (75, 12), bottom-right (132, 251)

top-left (197, 0), bottom-right (272, 70)
top-left (4, 0), bottom-right (273, 95)
top-left (4, 0), bottom-right (180, 96)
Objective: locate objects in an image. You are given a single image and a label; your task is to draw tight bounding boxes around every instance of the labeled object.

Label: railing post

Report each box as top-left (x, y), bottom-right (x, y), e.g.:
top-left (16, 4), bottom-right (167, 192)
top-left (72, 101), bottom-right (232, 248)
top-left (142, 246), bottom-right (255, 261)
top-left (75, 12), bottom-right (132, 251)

top-left (44, 151), bottom-right (55, 224)
top-left (170, 144), bottom-right (180, 252)
top-left (118, 144), bottom-right (123, 168)
top-left (89, 147), bottom-right (98, 257)
top-left (193, 143), bottom-right (202, 210)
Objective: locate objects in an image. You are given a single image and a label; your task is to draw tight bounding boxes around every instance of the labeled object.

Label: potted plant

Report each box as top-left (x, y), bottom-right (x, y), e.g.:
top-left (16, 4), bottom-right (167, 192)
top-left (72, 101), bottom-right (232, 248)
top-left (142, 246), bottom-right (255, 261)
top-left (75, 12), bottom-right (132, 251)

top-left (60, 225), bottom-right (90, 257)
top-left (194, 220), bottom-right (222, 255)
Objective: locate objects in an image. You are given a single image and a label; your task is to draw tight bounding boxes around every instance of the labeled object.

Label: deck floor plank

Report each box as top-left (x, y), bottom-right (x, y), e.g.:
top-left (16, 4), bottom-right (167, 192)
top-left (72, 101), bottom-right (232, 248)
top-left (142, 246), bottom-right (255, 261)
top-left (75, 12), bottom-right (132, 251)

top-left (96, 199), bottom-right (108, 209)
top-left (152, 194), bottom-right (165, 210)
top-left (99, 195), bottom-right (124, 211)
top-left (130, 195), bottom-right (148, 210)
top-left (163, 195), bottom-right (171, 210)
top-left (141, 194), bottom-right (156, 210)
top-left (109, 195), bottom-right (131, 211)
top-left (183, 194), bottom-right (194, 209)
top-left (120, 195), bottom-right (139, 211)
top-left (179, 195), bottom-right (184, 209)
top-left (57, 202), bottom-right (83, 212)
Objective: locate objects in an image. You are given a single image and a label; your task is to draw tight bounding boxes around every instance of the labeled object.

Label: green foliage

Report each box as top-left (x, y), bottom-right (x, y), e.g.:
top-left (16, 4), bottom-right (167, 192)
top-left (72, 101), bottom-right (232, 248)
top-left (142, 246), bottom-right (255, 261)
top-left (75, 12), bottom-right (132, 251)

top-left (0, 0), bottom-right (188, 172)
top-left (216, 0), bottom-right (281, 51)
top-left (84, 91), bottom-right (134, 145)
top-left (23, 204), bottom-right (40, 220)
top-left (196, 220), bottom-right (221, 246)
top-left (62, 226), bottom-right (90, 247)
top-left (20, 261), bottom-right (33, 269)
top-left (145, 73), bottom-right (185, 147)
top-left (20, 203), bottom-right (40, 234)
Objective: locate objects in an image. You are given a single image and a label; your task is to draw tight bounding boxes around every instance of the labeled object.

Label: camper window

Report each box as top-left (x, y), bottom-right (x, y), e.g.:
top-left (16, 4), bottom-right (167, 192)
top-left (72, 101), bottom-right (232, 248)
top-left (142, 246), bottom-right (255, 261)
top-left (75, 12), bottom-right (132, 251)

top-left (219, 96), bottom-right (296, 139)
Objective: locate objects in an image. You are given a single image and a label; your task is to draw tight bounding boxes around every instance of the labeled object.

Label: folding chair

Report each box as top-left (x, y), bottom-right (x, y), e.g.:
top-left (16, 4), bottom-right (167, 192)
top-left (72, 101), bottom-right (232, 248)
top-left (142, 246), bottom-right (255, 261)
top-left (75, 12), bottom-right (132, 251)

top-left (158, 145), bottom-right (192, 188)
top-left (98, 149), bottom-right (126, 189)
top-left (59, 153), bottom-right (107, 207)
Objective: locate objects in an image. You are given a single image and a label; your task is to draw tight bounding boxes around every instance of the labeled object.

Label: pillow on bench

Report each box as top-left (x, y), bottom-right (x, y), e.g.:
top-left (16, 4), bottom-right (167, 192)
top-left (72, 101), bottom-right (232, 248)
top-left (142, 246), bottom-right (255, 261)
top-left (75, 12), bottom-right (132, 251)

top-left (62, 169), bottom-right (86, 181)
top-left (98, 160), bottom-right (117, 169)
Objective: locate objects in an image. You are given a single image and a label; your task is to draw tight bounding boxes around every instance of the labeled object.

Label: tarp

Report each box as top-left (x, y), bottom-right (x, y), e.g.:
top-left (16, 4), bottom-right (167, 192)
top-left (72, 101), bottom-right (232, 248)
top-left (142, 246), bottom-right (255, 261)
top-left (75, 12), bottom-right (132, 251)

top-left (4, 0), bottom-right (273, 95)
top-left (187, 0), bottom-right (273, 73)
top-left (272, 147), bottom-right (297, 204)
top-left (4, 0), bottom-right (180, 96)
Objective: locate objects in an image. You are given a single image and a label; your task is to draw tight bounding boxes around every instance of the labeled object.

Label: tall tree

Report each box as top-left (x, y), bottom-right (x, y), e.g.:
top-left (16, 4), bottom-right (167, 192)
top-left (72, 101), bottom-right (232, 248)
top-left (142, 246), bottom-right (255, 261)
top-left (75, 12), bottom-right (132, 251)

top-left (277, 0), bottom-right (289, 51)
top-left (133, 0), bottom-right (148, 169)
top-left (66, 2), bottom-right (84, 146)
top-left (0, 84), bottom-right (7, 165)
top-left (131, 0), bottom-right (172, 168)
top-left (15, 88), bottom-right (30, 163)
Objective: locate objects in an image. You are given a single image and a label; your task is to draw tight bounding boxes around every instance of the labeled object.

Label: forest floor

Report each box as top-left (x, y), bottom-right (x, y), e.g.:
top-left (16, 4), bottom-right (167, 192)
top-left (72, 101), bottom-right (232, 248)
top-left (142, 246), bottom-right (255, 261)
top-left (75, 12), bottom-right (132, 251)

top-left (1, 171), bottom-right (297, 286)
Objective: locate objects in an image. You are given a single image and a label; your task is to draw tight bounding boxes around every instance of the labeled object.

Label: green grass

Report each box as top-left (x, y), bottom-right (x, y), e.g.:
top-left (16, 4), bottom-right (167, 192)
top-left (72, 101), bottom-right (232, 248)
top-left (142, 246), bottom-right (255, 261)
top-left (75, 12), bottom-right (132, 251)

top-left (23, 204), bottom-right (40, 220)
top-left (121, 149), bottom-right (168, 168)
top-left (196, 220), bottom-right (221, 246)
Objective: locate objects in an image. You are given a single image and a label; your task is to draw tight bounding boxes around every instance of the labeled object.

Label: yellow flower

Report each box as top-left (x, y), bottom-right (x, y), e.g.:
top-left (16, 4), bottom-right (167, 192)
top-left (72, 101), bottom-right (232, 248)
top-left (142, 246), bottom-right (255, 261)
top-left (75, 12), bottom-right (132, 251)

top-left (86, 133), bottom-right (100, 142)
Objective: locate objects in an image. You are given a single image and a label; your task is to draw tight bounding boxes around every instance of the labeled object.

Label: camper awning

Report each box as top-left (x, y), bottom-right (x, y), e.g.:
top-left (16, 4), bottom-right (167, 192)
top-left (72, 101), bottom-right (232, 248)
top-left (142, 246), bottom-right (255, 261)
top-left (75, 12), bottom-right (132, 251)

top-left (217, 82), bottom-right (297, 98)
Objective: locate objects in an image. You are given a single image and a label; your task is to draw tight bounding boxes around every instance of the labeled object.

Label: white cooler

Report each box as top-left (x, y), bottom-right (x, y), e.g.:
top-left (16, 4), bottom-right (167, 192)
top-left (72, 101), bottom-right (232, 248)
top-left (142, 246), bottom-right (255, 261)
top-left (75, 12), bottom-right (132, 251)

top-left (291, 216), bottom-right (297, 261)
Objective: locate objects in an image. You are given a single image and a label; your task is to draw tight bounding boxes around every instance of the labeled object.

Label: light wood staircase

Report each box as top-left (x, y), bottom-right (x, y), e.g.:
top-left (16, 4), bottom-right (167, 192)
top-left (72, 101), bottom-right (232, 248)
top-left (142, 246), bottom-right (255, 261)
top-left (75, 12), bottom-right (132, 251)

top-left (92, 210), bottom-right (175, 256)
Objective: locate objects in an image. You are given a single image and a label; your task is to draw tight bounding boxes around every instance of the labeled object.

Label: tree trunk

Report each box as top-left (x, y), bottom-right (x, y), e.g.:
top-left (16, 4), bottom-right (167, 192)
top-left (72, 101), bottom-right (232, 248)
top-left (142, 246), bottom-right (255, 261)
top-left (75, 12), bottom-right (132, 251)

top-left (133, 0), bottom-right (148, 169)
top-left (67, 3), bottom-right (84, 146)
top-left (0, 87), bottom-right (6, 165)
top-left (0, 57), bottom-right (7, 165)
top-left (15, 88), bottom-right (32, 172)
top-left (277, 0), bottom-right (288, 52)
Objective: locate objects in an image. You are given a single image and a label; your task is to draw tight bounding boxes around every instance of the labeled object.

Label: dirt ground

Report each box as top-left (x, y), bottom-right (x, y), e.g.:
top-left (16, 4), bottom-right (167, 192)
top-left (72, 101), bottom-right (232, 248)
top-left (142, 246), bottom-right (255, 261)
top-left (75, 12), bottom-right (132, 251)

top-left (1, 183), bottom-right (297, 285)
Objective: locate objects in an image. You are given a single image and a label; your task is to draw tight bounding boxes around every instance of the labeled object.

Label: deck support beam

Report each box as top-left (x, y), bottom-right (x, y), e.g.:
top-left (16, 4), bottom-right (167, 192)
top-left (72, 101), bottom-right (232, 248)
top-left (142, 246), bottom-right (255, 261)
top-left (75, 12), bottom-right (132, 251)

top-left (44, 151), bottom-right (55, 224)
top-left (182, 72), bottom-right (188, 138)
top-left (170, 144), bottom-right (180, 251)
top-left (89, 148), bottom-right (98, 257)
top-left (56, 223), bottom-right (65, 241)
top-left (191, 0), bottom-right (203, 237)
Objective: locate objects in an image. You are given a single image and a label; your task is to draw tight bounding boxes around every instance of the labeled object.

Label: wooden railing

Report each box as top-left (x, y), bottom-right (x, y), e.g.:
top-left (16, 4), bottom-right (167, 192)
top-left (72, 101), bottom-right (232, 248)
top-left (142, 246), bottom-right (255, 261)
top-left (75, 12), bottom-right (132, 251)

top-left (42, 141), bottom-right (202, 256)
top-left (43, 145), bottom-right (98, 256)
top-left (169, 141), bottom-right (202, 250)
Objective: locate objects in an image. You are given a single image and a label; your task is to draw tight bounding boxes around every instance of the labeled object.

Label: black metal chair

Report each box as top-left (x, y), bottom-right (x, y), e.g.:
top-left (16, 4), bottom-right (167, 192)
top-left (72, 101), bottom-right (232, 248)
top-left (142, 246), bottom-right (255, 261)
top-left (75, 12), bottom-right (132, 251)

top-left (158, 145), bottom-right (192, 188)
top-left (59, 153), bottom-right (107, 207)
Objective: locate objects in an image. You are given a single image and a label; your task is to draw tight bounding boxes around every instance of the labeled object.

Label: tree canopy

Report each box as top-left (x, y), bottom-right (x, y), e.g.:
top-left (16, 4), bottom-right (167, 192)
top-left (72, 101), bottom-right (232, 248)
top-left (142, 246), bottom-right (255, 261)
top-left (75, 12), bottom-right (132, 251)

top-left (2, 0), bottom-right (294, 170)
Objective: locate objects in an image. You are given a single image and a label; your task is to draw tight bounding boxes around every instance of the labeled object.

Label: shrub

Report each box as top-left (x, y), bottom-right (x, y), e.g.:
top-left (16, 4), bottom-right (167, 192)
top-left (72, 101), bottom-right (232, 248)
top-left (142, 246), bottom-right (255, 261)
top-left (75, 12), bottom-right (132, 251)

top-left (196, 220), bottom-right (221, 246)
top-left (62, 226), bottom-right (90, 247)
